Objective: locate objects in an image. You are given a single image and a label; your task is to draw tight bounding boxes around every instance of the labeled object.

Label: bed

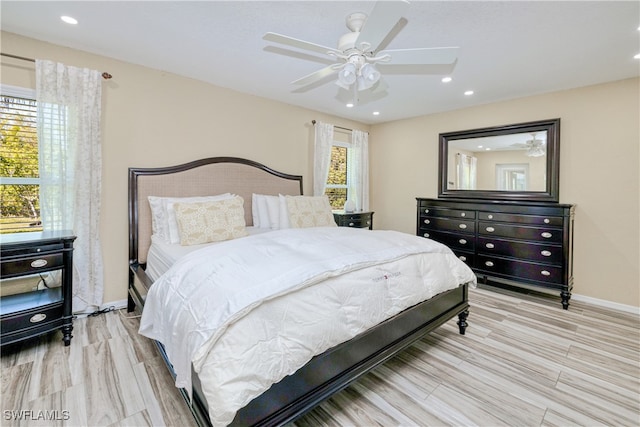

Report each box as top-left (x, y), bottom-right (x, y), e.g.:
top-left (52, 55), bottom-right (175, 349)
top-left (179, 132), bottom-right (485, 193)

top-left (127, 156), bottom-right (475, 427)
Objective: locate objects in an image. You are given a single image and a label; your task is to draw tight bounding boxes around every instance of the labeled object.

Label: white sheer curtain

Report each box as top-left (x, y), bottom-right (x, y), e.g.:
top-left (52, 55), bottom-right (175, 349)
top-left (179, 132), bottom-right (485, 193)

top-left (456, 153), bottom-right (477, 190)
top-left (313, 121), bottom-right (334, 196)
top-left (36, 60), bottom-right (104, 313)
top-left (349, 129), bottom-right (369, 211)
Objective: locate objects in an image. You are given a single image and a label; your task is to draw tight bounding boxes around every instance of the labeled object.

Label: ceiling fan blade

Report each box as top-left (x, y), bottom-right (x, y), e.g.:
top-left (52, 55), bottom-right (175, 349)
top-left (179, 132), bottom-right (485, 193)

top-left (356, 0), bottom-right (410, 53)
top-left (379, 47), bottom-right (459, 65)
top-left (291, 64), bottom-right (339, 86)
top-left (264, 32), bottom-right (340, 56)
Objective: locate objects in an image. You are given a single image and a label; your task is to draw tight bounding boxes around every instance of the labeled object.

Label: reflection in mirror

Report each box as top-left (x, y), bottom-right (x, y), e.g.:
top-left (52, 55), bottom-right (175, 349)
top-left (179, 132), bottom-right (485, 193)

top-left (438, 118), bottom-right (560, 202)
top-left (447, 132), bottom-right (547, 191)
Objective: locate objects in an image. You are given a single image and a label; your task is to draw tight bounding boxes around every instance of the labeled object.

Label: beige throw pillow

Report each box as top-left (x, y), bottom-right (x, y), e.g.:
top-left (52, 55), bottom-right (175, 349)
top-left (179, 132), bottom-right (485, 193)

top-left (285, 195), bottom-right (337, 228)
top-left (174, 197), bottom-right (248, 245)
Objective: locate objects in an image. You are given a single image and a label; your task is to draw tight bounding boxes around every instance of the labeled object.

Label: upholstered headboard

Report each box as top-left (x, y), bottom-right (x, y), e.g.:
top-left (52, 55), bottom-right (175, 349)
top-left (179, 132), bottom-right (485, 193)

top-left (128, 157), bottom-right (303, 265)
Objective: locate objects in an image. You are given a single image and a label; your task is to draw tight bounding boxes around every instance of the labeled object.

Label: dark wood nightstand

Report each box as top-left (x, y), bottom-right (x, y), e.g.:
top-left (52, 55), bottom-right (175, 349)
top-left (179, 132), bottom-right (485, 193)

top-left (333, 211), bottom-right (374, 230)
top-left (0, 231), bottom-right (76, 346)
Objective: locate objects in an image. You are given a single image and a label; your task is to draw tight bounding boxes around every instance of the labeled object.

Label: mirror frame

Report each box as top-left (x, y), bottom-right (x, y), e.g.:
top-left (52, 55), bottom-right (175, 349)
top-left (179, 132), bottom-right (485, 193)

top-left (438, 118), bottom-right (561, 203)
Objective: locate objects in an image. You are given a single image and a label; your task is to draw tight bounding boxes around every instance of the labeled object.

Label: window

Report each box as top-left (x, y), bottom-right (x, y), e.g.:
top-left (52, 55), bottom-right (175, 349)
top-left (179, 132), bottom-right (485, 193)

top-left (325, 143), bottom-right (349, 209)
top-left (0, 85), bottom-right (41, 233)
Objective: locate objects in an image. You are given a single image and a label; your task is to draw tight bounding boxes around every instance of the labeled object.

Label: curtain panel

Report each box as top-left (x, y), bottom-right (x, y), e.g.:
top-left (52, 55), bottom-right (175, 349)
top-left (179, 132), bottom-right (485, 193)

top-left (349, 129), bottom-right (369, 211)
top-left (313, 121), bottom-right (334, 196)
top-left (36, 60), bottom-right (104, 313)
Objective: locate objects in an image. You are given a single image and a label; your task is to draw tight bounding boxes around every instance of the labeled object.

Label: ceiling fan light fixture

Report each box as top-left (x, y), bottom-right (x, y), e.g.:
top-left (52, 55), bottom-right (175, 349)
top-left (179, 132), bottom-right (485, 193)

top-left (338, 63), bottom-right (357, 86)
top-left (360, 63), bottom-right (381, 84)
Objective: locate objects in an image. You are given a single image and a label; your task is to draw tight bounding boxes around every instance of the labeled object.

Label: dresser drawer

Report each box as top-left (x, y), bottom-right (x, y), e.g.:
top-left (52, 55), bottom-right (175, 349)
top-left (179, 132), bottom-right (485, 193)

top-left (420, 229), bottom-right (475, 252)
top-left (452, 250), bottom-right (474, 267)
top-left (420, 217), bottom-right (475, 234)
top-left (476, 255), bottom-right (563, 284)
top-left (1, 253), bottom-right (64, 277)
top-left (419, 206), bottom-right (476, 220)
top-left (478, 211), bottom-right (563, 226)
top-left (478, 222), bottom-right (562, 243)
top-left (478, 237), bottom-right (563, 264)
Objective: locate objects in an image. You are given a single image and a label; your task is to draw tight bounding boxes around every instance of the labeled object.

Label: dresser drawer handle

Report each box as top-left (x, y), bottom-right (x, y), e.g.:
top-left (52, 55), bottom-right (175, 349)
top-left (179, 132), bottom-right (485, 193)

top-left (485, 261), bottom-right (494, 267)
top-left (541, 232), bottom-right (552, 239)
top-left (423, 233), bottom-right (430, 238)
top-left (541, 270), bottom-right (551, 276)
top-left (459, 224), bottom-right (467, 229)
top-left (541, 250), bottom-right (552, 257)
top-left (544, 218), bottom-right (550, 224)
top-left (30, 259), bottom-right (48, 268)
top-left (460, 212), bottom-right (466, 217)
top-left (459, 239), bottom-right (467, 245)
top-left (424, 209), bottom-right (429, 213)
top-left (365, 220), bottom-right (370, 225)
top-left (486, 226), bottom-right (495, 232)
top-left (30, 313), bottom-right (47, 323)
top-left (487, 214), bottom-right (494, 219)
top-left (459, 256), bottom-right (467, 262)
top-left (424, 219), bottom-right (430, 224)
top-left (348, 222), bottom-right (355, 226)
top-left (485, 243), bottom-right (494, 249)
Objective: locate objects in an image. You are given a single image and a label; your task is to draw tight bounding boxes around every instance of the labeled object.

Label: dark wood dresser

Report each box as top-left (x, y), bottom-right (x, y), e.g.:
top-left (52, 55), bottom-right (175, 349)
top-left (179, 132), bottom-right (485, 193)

top-left (417, 198), bottom-right (574, 309)
top-left (0, 231), bottom-right (76, 345)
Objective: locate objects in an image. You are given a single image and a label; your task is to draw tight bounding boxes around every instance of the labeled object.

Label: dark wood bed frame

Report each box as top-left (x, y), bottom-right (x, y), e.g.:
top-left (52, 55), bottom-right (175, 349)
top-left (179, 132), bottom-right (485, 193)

top-left (128, 157), bottom-right (470, 426)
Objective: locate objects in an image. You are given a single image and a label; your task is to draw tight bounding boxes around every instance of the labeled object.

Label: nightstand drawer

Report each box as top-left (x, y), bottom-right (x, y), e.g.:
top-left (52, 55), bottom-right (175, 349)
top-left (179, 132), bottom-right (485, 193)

top-left (333, 211), bottom-right (374, 229)
top-left (1, 253), bottom-right (64, 277)
top-left (1, 302), bottom-right (64, 335)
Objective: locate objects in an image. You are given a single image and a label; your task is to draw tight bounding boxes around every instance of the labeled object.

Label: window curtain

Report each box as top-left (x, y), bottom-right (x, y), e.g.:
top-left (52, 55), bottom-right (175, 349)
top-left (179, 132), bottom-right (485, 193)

top-left (36, 60), bottom-right (104, 313)
top-left (349, 129), bottom-right (369, 211)
top-left (313, 121), bottom-right (334, 196)
top-left (456, 153), bottom-right (477, 190)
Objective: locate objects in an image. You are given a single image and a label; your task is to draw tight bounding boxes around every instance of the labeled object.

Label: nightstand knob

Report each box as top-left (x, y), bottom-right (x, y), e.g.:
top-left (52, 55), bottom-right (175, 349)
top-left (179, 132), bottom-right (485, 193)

top-left (31, 259), bottom-right (48, 268)
top-left (349, 222), bottom-right (354, 226)
top-left (30, 313), bottom-right (47, 323)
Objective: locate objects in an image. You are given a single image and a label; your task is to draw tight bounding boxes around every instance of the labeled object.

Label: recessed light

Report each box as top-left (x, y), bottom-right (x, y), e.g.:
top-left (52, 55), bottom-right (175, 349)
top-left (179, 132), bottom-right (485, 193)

top-left (441, 77), bottom-right (452, 83)
top-left (464, 90), bottom-right (474, 96)
top-left (372, 111), bottom-right (380, 116)
top-left (485, 148), bottom-right (491, 151)
top-left (635, 53), bottom-right (640, 60)
top-left (346, 103), bottom-right (354, 108)
top-left (478, 145), bottom-right (483, 148)
top-left (61, 16), bottom-right (78, 25)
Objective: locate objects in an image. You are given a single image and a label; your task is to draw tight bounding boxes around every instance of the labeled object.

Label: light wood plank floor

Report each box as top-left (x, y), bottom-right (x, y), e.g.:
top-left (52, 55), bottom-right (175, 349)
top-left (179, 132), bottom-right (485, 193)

top-left (2, 286), bottom-right (638, 426)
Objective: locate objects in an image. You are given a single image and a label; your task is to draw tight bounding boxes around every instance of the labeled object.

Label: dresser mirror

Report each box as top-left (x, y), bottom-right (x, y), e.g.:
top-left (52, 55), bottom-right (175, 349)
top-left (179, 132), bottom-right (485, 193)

top-left (438, 118), bottom-right (560, 202)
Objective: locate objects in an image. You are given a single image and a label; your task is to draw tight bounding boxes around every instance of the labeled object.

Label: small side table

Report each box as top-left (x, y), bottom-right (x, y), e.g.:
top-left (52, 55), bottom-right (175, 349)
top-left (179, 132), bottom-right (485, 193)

top-left (333, 211), bottom-right (374, 230)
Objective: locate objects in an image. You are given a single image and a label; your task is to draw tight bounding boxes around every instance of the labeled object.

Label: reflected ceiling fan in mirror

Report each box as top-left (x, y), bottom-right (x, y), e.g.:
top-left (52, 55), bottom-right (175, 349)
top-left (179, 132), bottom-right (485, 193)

top-left (511, 133), bottom-right (547, 157)
top-left (263, 0), bottom-right (459, 104)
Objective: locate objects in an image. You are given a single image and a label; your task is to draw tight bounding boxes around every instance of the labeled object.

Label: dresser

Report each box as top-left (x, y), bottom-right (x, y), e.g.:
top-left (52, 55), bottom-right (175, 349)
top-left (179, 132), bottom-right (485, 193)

top-left (0, 231), bottom-right (76, 346)
top-left (333, 211), bottom-right (374, 229)
top-left (417, 198), bottom-right (574, 309)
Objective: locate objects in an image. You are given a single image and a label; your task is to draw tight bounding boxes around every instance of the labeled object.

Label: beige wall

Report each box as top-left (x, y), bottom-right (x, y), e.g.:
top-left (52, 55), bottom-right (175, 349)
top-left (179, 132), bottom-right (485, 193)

top-left (0, 32), bottom-right (369, 304)
top-left (370, 77), bottom-right (640, 307)
top-left (2, 32), bottom-right (638, 309)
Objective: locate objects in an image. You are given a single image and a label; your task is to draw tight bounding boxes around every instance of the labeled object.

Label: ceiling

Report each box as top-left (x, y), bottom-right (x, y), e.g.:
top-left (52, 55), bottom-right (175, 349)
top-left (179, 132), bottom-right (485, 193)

top-left (1, 1), bottom-right (638, 124)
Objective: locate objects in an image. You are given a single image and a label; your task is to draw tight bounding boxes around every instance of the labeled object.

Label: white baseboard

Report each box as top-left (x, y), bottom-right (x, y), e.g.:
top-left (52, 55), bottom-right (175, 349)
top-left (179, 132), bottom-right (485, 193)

top-left (571, 293), bottom-right (640, 315)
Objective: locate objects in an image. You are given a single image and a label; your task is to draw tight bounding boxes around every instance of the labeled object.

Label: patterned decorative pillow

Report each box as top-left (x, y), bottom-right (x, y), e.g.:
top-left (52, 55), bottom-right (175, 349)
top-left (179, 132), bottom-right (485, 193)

top-left (285, 195), bottom-right (337, 228)
top-left (173, 196), bottom-right (248, 245)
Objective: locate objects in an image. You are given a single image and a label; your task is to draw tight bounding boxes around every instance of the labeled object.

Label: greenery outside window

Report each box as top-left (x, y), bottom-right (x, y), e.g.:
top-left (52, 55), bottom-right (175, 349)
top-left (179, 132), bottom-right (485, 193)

top-left (0, 85), bottom-right (41, 234)
top-left (325, 143), bottom-right (350, 210)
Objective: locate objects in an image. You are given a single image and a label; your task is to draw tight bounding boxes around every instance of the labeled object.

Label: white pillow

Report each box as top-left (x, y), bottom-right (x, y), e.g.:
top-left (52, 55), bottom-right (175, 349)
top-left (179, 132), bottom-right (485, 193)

top-left (148, 193), bottom-right (234, 244)
top-left (174, 196), bottom-right (248, 245)
top-left (251, 193), bottom-right (260, 228)
top-left (278, 194), bottom-right (290, 229)
top-left (285, 195), bottom-right (337, 228)
top-left (253, 194), bottom-right (281, 229)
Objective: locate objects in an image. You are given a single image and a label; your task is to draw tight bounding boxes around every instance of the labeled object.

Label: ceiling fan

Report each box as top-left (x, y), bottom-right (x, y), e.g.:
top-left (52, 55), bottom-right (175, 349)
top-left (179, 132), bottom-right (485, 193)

top-left (263, 0), bottom-right (458, 103)
top-left (511, 133), bottom-right (547, 157)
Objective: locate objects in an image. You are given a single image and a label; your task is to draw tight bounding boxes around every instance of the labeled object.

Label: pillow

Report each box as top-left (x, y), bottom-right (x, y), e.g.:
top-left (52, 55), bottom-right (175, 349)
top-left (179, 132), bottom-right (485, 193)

top-left (173, 196), bottom-right (248, 246)
top-left (252, 194), bottom-right (281, 230)
top-left (278, 194), bottom-right (290, 229)
top-left (148, 194), bottom-right (233, 244)
top-left (251, 193), bottom-right (261, 228)
top-left (285, 195), bottom-right (337, 228)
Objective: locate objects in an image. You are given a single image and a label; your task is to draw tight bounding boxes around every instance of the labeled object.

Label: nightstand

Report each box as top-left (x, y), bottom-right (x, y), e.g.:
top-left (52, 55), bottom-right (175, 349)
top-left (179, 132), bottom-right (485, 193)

top-left (333, 211), bottom-right (374, 230)
top-left (1, 231), bottom-right (76, 346)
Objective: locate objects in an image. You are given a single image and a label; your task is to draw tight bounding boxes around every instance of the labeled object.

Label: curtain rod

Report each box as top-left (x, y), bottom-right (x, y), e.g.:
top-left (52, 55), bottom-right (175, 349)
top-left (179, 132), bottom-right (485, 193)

top-left (311, 119), bottom-right (370, 134)
top-left (1, 52), bottom-right (113, 80)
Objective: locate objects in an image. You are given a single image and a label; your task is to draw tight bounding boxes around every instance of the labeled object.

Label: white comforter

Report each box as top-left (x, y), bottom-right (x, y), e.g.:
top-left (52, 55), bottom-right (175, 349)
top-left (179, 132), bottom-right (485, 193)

top-left (138, 227), bottom-right (476, 426)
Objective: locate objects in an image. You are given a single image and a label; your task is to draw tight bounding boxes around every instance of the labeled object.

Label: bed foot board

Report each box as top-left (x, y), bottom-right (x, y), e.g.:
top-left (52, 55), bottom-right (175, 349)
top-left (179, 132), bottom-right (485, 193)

top-left (457, 309), bottom-right (469, 335)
